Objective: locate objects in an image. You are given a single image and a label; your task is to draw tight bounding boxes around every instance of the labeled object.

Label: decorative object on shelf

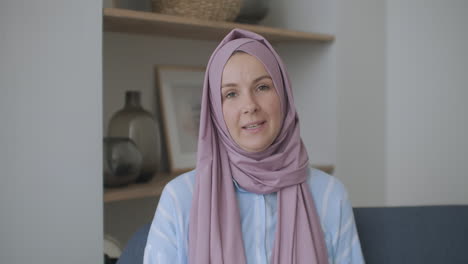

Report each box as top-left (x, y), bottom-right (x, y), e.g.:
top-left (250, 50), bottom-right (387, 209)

top-left (235, 0), bottom-right (269, 24)
top-left (104, 234), bottom-right (122, 263)
top-left (151, 0), bottom-right (242, 21)
top-left (103, 137), bottom-right (142, 187)
top-left (155, 65), bottom-right (205, 173)
top-left (108, 91), bottom-right (162, 182)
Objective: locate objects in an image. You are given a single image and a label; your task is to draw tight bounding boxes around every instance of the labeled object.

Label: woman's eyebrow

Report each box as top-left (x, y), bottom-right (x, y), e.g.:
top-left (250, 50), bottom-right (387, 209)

top-left (253, 75), bottom-right (272, 83)
top-left (221, 83), bottom-right (237, 89)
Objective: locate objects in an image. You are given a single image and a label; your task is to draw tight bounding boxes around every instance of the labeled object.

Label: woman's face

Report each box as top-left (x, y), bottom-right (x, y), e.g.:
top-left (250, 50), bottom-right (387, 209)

top-left (221, 53), bottom-right (282, 152)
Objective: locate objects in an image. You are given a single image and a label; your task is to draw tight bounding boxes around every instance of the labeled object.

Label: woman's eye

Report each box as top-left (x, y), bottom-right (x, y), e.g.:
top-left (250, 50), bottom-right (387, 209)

top-left (225, 91), bottom-right (237, 98)
top-left (257, 84), bottom-right (270, 91)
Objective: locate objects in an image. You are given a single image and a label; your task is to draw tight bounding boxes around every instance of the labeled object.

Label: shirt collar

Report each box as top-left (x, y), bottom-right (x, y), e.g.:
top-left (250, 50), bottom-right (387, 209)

top-left (232, 179), bottom-right (249, 193)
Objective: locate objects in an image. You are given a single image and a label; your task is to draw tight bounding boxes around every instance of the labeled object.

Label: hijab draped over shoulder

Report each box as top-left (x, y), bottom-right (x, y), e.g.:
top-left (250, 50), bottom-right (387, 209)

top-left (189, 28), bottom-right (329, 264)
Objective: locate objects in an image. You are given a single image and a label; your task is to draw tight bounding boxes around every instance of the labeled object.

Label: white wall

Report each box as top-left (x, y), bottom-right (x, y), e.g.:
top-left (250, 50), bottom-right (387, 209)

top-left (335, 0), bottom-right (387, 206)
top-left (386, 0), bottom-right (468, 205)
top-left (335, 0), bottom-right (468, 206)
top-left (0, 1), bottom-right (102, 263)
top-left (263, 0), bottom-right (337, 165)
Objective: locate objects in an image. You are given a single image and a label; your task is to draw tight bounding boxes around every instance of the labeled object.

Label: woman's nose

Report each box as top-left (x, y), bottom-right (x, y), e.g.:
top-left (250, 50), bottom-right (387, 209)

top-left (242, 94), bottom-right (259, 114)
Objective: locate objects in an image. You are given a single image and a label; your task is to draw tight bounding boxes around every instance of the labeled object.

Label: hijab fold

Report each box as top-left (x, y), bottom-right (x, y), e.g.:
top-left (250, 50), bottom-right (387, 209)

top-left (189, 28), bottom-right (329, 264)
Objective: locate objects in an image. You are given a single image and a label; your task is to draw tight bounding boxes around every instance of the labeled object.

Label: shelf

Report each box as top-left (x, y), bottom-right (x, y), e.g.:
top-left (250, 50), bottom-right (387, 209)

top-left (103, 165), bottom-right (334, 203)
top-left (103, 8), bottom-right (335, 43)
top-left (311, 165), bottom-right (334, 175)
top-left (104, 172), bottom-right (178, 203)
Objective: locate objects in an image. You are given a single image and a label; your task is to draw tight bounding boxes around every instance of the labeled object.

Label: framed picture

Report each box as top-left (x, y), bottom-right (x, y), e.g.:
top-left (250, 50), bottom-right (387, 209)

top-left (155, 65), bottom-right (205, 173)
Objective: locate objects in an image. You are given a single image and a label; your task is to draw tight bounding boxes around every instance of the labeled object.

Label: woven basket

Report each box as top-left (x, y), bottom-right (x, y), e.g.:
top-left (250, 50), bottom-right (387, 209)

top-left (152, 0), bottom-right (242, 21)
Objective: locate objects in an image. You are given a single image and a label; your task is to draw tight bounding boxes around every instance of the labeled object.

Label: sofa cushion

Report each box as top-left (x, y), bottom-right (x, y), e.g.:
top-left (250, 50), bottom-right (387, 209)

top-left (116, 223), bottom-right (151, 264)
top-left (353, 205), bottom-right (468, 264)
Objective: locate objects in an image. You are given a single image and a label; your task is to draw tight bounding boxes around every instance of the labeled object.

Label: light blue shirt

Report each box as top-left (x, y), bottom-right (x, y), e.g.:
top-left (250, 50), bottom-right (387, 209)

top-left (144, 168), bottom-right (365, 264)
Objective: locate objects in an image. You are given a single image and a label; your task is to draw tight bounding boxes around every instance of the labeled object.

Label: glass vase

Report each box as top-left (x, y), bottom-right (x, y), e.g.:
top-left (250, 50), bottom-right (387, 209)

top-left (235, 0), bottom-right (269, 24)
top-left (108, 91), bottom-right (161, 182)
top-left (103, 137), bottom-right (142, 187)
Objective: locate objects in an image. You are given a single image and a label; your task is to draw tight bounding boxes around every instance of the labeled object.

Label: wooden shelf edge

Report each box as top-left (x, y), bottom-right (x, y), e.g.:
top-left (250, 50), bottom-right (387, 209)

top-left (310, 164), bottom-right (335, 175)
top-left (104, 172), bottom-right (178, 203)
top-left (104, 165), bottom-right (334, 203)
top-left (103, 8), bottom-right (335, 43)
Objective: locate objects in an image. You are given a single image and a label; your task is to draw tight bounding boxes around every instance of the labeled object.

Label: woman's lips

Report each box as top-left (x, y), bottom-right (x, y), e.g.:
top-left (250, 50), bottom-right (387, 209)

top-left (242, 121), bottom-right (266, 132)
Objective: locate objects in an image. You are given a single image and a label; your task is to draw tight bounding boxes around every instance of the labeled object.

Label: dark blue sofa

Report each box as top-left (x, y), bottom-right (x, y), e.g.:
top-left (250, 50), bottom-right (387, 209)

top-left (117, 205), bottom-right (468, 264)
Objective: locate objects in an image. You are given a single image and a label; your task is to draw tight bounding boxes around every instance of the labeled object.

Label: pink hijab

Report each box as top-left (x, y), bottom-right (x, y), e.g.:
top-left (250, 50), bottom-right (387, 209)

top-left (189, 28), bottom-right (329, 264)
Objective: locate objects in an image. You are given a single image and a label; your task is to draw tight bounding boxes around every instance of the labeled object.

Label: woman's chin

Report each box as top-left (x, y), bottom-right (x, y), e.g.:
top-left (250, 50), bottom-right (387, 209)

top-left (238, 141), bottom-right (271, 153)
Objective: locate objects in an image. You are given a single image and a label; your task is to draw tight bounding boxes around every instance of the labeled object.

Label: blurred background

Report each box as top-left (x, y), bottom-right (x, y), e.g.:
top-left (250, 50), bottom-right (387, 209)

top-left (1, 0), bottom-right (467, 263)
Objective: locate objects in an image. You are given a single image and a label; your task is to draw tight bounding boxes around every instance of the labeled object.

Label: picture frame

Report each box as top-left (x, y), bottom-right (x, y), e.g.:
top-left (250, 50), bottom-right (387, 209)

top-left (155, 65), bottom-right (205, 173)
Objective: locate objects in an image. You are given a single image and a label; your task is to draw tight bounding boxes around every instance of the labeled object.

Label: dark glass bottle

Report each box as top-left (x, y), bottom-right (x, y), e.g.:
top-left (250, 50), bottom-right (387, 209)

top-left (103, 137), bottom-right (142, 187)
top-left (108, 91), bottom-right (161, 182)
top-left (235, 0), bottom-right (269, 24)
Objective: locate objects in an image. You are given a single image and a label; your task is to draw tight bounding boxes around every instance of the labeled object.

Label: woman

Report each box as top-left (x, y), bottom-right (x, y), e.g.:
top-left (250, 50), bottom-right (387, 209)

top-left (144, 29), bottom-right (364, 264)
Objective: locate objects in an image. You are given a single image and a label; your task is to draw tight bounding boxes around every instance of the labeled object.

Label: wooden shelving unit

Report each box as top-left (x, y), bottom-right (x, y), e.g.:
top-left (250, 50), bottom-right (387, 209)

top-left (103, 8), bottom-right (335, 43)
top-left (102, 8), bottom-right (335, 204)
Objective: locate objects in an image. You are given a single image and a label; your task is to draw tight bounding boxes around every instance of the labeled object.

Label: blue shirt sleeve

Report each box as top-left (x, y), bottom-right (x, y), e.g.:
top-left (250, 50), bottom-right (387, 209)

top-left (310, 169), bottom-right (365, 264)
top-left (144, 171), bottom-right (194, 264)
top-left (144, 185), bottom-right (178, 264)
top-left (333, 188), bottom-right (365, 264)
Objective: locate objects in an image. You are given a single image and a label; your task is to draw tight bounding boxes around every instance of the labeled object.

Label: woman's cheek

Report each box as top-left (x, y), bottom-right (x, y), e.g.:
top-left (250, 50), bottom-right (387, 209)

top-left (223, 102), bottom-right (236, 131)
